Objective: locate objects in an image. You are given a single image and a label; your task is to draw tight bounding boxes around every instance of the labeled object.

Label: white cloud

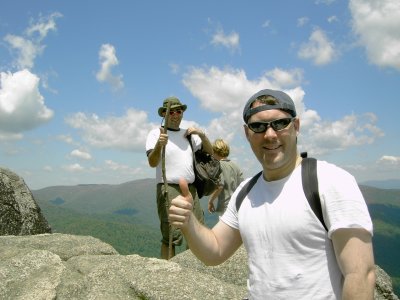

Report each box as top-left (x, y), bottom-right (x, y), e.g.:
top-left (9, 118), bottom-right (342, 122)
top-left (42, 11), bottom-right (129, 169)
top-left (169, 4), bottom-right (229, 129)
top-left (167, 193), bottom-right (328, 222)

top-left (327, 15), bottom-right (339, 23)
top-left (0, 132), bottom-right (23, 141)
top-left (96, 44), bottom-right (124, 90)
top-left (63, 163), bottom-right (84, 172)
top-left (25, 12), bottom-right (62, 41)
top-left (262, 20), bottom-right (271, 28)
top-left (298, 28), bottom-right (337, 65)
top-left (0, 69), bottom-right (54, 138)
top-left (43, 165), bottom-right (53, 172)
top-left (3, 12), bottom-right (62, 70)
top-left (211, 28), bottom-right (240, 52)
top-left (3, 35), bottom-right (43, 70)
top-left (181, 66), bottom-right (383, 157)
top-left (349, 0), bottom-right (400, 71)
top-left (297, 17), bottom-right (309, 27)
top-left (378, 155), bottom-right (400, 165)
top-left (57, 134), bottom-right (76, 145)
top-left (70, 149), bottom-right (92, 160)
top-left (105, 160), bottom-right (142, 176)
top-left (182, 66), bottom-right (305, 114)
top-left (300, 113), bottom-right (384, 155)
top-left (65, 108), bottom-right (152, 151)
top-left (265, 68), bottom-right (304, 88)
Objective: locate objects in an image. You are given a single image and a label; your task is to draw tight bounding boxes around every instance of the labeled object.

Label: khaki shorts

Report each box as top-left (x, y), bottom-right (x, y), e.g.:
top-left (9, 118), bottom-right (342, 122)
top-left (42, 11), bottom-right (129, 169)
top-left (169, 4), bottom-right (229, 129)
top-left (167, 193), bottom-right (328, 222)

top-left (157, 183), bottom-right (204, 246)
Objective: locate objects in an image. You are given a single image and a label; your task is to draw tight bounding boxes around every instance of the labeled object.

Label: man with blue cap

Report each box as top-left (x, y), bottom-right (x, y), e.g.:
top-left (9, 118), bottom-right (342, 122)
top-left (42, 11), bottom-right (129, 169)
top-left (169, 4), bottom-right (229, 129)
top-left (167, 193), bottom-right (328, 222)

top-left (168, 89), bottom-right (375, 299)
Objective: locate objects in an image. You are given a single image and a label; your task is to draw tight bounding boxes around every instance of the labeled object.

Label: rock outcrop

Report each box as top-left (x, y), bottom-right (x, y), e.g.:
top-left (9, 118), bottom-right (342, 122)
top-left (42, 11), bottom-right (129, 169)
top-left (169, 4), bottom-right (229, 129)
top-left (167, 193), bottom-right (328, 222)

top-left (0, 234), bottom-right (245, 299)
top-left (0, 167), bottom-right (51, 235)
top-left (0, 233), bottom-right (398, 300)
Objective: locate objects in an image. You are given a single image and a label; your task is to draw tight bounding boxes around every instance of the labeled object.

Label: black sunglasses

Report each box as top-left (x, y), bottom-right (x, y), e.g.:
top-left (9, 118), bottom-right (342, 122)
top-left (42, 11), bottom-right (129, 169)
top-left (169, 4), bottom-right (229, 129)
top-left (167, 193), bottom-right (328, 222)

top-left (247, 117), bottom-right (294, 133)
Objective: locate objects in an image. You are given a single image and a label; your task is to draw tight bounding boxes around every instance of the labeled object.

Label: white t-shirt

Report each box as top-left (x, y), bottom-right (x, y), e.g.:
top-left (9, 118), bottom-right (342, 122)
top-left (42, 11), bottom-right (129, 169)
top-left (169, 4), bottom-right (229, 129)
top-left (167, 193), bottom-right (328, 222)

top-left (145, 127), bottom-right (202, 184)
top-left (221, 160), bottom-right (373, 300)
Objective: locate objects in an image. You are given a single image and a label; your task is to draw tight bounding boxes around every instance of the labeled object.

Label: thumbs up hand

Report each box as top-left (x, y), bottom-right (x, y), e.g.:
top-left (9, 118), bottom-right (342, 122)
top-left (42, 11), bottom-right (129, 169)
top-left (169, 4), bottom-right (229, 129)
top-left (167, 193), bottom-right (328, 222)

top-left (168, 178), bottom-right (193, 229)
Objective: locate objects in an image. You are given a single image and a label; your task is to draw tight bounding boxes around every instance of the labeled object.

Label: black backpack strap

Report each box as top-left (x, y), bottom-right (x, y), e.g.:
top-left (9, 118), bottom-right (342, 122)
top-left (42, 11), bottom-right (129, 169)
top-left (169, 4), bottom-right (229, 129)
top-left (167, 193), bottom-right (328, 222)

top-left (301, 157), bottom-right (328, 231)
top-left (235, 171), bottom-right (262, 211)
top-left (186, 134), bottom-right (193, 151)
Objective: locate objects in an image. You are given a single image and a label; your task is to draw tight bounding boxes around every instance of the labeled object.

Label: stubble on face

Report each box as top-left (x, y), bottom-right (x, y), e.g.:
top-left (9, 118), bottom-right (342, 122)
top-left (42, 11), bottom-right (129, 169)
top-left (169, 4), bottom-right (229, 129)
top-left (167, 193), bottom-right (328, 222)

top-left (245, 108), bottom-right (299, 180)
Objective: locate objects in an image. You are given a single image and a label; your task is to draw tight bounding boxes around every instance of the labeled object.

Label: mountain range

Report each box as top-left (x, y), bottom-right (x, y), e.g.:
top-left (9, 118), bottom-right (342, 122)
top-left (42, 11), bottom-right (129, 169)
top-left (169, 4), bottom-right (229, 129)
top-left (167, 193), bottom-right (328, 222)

top-left (32, 178), bottom-right (400, 295)
top-left (361, 179), bottom-right (400, 190)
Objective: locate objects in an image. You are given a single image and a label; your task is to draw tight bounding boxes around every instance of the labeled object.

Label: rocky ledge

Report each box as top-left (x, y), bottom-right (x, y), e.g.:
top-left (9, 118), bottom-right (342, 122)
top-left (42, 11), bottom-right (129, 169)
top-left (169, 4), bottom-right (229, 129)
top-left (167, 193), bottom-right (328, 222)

top-left (0, 233), bottom-right (398, 300)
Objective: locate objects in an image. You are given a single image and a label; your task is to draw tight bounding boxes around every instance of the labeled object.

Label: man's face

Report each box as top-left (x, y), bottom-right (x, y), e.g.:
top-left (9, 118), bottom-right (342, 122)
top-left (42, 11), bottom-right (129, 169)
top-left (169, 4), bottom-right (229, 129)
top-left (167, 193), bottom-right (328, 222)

top-left (163, 108), bottom-right (183, 129)
top-left (244, 105), bottom-right (299, 175)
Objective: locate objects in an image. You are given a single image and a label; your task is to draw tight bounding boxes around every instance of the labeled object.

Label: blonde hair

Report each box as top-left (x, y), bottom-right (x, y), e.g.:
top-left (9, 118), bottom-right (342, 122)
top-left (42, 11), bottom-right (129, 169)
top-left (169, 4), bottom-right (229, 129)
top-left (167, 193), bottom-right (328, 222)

top-left (212, 139), bottom-right (230, 158)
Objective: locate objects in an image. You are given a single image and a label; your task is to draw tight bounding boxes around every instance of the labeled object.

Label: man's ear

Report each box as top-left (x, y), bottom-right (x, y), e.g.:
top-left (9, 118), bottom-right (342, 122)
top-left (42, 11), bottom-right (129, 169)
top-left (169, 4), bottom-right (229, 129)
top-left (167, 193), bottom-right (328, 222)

top-left (294, 117), bottom-right (300, 135)
top-left (243, 124), bottom-right (250, 141)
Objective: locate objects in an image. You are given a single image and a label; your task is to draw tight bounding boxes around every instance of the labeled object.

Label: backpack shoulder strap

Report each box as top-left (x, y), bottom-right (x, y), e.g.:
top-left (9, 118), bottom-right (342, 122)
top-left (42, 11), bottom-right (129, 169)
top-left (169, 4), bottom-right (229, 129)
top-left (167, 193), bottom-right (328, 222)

top-left (186, 134), bottom-right (193, 151)
top-left (234, 155), bottom-right (328, 232)
top-left (235, 171), bottom-right (262, 211)
top-left (301, 157), bottom-right (328, 231)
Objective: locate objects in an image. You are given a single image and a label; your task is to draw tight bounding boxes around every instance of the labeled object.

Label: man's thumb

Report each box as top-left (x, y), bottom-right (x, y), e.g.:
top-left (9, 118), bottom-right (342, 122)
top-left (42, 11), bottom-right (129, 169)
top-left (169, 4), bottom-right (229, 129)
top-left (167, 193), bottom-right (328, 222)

top-left (178, 178), bottom-right (191, 200)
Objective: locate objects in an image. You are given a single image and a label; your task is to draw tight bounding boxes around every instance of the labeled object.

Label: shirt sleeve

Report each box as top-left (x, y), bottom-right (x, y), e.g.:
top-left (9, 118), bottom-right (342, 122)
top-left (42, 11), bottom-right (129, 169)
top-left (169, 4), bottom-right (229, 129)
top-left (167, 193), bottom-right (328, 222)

top-left (191, 134), bottom-right (202, 152)
top-left (318, 161), bottom-right (373, 238)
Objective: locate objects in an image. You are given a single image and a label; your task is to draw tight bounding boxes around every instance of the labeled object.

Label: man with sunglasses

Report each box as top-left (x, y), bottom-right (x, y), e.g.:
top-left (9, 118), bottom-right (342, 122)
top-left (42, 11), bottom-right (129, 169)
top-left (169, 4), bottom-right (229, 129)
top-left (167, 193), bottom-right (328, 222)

top-left (168, 89), bottom-right (375, 299)
top-left (146, 96), bottom-right (213, 259)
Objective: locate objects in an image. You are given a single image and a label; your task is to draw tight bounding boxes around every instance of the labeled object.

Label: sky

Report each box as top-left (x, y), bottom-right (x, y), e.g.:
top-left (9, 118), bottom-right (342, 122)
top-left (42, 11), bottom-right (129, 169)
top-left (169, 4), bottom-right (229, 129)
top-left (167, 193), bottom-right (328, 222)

top-left (0, 0), bottom-right (399, 190)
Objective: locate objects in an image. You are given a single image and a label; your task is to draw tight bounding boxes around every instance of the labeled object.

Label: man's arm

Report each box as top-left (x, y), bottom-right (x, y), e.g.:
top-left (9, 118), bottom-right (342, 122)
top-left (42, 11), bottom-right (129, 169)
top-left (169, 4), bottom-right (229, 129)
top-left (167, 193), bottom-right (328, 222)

top-left (147, 129), bottom-right (168, 167)
top-left (208, 185), bottom-right (223, 213)
top-left (186, 127), bottom-right (213, 155)
top-left (169, 178), bottom-right (242, 265)
top-left (332, 228), bottom-right (376, 300)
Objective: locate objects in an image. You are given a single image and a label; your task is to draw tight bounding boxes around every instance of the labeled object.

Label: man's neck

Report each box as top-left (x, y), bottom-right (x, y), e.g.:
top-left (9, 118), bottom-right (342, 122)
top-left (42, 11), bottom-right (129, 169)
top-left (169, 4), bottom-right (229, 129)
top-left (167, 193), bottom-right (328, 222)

top-left (163, 126), bottom-right (180, 131)
top-left (264, 154), bottom-right (302, 181)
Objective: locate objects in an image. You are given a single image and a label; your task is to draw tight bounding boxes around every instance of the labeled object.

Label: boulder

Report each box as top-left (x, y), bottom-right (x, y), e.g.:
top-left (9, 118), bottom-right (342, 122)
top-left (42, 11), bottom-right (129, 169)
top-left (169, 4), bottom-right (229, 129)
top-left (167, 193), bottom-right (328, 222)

top-left (0, 234), bottom-right (245, 299)
top-left (0, 167), bottom-right (51, 235)
top-left (0, 233), bottom-right (398, 299)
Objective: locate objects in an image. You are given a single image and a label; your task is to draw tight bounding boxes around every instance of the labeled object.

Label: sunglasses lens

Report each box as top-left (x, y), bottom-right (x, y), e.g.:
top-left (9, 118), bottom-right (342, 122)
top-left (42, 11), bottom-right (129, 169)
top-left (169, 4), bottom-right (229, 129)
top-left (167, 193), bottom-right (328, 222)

top-left (170, 110), bottom-right (182, 115)
top-left (271, 118), bottom-right (292, 130)
top-left (248, 122), bottom-right (266, 133)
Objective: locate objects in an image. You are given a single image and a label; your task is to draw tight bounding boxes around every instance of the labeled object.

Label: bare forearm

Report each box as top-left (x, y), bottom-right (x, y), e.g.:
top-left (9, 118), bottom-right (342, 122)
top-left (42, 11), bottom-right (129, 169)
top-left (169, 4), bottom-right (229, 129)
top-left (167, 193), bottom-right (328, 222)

top-left (332, 228), bottom-right (376, 300)
top-left (198, 132), bottom-right (213, 155)
top-left (342, 268), bottom-right (375, 300)
top-left (169, 179), bottom-right (241, 265)
top-left (209, 187), bottom-right (222, 203)
top-left (148, 143), bottom-right (162, 167)
top-left (182, 214), bottom-right (224, 266)
top-left (182, 213), bottom-right (242, 266)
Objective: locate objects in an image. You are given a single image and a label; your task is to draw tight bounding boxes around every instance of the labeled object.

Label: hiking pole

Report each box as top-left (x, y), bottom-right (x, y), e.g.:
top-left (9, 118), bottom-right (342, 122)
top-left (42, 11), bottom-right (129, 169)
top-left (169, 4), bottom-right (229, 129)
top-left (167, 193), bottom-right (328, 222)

top-left (161, 101), bottom-right (173, 259)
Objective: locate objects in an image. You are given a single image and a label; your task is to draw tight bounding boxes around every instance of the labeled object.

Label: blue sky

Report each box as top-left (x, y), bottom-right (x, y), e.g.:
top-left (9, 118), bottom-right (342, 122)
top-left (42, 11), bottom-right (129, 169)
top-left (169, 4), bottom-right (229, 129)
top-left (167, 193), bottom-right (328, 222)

top-left (1, 0), bottom-right (399, 190)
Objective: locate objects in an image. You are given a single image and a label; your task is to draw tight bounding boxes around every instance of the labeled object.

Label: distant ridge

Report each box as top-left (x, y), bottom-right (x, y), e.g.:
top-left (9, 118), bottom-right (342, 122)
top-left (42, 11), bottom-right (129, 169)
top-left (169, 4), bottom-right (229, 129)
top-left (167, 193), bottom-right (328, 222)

top-left (360, 179), bottom-right (400, 190)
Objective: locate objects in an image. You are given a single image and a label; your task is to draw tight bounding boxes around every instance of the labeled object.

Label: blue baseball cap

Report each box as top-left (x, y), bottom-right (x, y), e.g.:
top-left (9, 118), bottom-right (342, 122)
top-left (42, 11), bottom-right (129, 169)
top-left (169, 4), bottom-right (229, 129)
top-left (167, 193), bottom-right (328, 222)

top-left (243, 89), bottom-right (297, 123)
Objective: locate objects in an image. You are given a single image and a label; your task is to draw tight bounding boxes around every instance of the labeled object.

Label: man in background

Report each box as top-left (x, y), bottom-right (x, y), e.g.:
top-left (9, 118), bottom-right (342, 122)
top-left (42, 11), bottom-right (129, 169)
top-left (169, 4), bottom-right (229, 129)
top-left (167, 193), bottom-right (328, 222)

top-left (145, 96), bottom-right (213, 259)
